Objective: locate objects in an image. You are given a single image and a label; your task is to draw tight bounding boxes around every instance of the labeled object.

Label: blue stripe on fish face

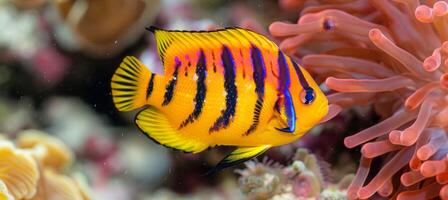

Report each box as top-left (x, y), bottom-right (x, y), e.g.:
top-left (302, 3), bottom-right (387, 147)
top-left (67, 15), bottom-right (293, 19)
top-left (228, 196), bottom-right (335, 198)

top-left (274, 51), bottom-right (296, 133)
top-left (179, 49), bottom-right (207, 129)
top-left (162, 57), bottom-right (181, 106)
top-left (146, 73), bottom-right (155, 99)
top-left (245, 44), bottom-right (266, 135)
top-left (291, 61), bottom-right (315, 104)
top-left (210, 45), bottom-right (237, 132)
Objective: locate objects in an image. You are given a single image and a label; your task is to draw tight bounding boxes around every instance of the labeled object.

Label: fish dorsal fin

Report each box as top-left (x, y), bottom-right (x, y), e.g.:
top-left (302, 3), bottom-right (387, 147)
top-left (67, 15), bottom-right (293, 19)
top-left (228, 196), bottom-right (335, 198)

top-left (135, 106), bottom-right (208, 153)
top-left (206, 145), bottom-right (271, 175)
top-left (148, 26), bottom-right (278, 74)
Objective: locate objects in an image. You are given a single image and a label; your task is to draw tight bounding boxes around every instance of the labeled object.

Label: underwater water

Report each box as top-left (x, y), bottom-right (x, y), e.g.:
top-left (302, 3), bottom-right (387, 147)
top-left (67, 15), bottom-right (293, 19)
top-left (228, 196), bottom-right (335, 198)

top-left (1, 0), bottom-right (448, 199)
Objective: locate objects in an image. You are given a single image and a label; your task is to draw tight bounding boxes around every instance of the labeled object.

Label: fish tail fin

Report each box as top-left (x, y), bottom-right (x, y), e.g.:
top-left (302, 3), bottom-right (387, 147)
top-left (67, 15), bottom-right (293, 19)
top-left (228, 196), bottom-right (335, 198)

top-left (111, 56), bottom-right (152, 111)
top-left (146, 26), bottom-right (160, 33)
top-left (205, 145), bottom-right (271, 176)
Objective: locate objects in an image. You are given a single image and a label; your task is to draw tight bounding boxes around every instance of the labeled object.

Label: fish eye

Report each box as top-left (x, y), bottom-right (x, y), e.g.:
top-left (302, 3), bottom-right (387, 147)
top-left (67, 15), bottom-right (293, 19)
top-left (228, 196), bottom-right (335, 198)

top-left (300, 88), bottom-right (315, 105)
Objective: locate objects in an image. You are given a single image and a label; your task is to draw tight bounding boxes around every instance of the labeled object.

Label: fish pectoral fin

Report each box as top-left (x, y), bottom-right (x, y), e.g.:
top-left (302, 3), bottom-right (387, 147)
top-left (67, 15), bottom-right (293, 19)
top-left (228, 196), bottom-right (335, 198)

top-left (275, 90), bottom-right (296, 134)
top-left (206, 145), bottom-right (271, 175)
top-left (135, 107), bottom-right (208, 153)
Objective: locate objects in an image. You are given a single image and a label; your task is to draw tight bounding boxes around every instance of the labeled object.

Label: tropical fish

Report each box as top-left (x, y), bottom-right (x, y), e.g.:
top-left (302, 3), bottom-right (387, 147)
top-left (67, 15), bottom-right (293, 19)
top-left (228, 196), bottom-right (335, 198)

top-left (111, 26), bottom-right (328, 172)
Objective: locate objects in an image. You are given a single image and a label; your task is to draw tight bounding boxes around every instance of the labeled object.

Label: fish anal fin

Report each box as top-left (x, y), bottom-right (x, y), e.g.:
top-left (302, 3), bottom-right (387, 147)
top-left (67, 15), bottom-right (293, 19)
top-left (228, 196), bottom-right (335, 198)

top-left (135, 107), bottom-right (208, 153)
top-left (206, 145), bottom-right (271, 175)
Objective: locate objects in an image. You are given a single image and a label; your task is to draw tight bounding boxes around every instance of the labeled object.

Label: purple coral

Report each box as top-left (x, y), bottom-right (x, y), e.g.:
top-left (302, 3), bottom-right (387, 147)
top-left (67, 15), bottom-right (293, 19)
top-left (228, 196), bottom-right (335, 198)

top-left (270, 0), bottom-right (448, 199)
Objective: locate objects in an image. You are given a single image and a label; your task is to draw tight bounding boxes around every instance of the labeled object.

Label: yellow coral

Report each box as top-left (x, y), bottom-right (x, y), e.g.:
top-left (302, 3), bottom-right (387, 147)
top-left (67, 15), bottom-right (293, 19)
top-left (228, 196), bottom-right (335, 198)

top-left (16, 130), bottom-right (91, 200)
top-left (0, 180), bottom-right (14, 200)
top-left (16, 130), bottom-right (73, 171)
top-left (0, 141), bottom-right (39, 200)
top-left (0, 130), bottom-right (91, 200)
top-left (72, 173), bottom-right (92, 200)
top-left (39, 169), bottom-right (84, 200)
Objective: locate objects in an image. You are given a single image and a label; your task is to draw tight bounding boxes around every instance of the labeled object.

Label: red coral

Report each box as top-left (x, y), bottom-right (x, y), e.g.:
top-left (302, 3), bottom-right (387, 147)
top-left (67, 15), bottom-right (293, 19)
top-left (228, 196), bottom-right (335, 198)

top-left (270, 0), bottom-right (448, 199)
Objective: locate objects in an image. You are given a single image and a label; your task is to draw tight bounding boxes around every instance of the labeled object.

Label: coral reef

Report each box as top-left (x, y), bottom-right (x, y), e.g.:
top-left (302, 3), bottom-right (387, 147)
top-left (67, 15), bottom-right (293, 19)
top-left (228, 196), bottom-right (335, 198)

top-left (50, 0), bottom-right (161, 57)
top-left (236, 148), bottom-right (352, 200)
top-left (0, 129), bottom-right (91, 200)
top-left (10, 0), bottom-right (45, 10)
top-left (270, 0), bottom-right (448, 199)
top-left (0, 1), bottom-right (71, 88)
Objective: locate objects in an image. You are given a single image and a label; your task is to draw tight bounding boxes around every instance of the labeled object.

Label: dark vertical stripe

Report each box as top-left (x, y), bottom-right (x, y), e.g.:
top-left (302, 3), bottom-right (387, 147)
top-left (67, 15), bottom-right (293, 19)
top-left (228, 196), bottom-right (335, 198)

top-left (277, 51), bottom-right (291, 92)
top-left (245, 44), bottom-right (266, 135)
top-left (179, 50), bottom-right (207, 129)
top-left (162, 58), bottom-right (181, 106)
top-left (210, 45), bottom-right (237, 132)
top-left (291, 60), bottom-right (310, 89)
top-left (146, 73), bottom-right (155, 99)
top-left (251, 45), bottom-right (266, 95)
top-left (291, 60), bottom-right (315, 104)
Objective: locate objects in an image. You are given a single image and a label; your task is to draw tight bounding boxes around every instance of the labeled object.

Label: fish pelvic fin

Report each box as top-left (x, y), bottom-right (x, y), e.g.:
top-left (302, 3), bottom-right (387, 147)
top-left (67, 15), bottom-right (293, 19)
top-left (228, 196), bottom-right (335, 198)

top-left (111, 56), bottom-right (152, 111)
top-left (135, 107), bottom-right (209, 153)
top-left (205, 145), bottom-right (271, 176)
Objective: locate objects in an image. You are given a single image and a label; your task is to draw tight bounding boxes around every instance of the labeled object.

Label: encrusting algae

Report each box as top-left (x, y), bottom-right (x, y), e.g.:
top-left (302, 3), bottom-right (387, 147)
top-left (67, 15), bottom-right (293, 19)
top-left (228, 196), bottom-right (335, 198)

top-left (0, 130), bottom-right (91, 200)
top-left (270, 0), bottom-right (448, 199)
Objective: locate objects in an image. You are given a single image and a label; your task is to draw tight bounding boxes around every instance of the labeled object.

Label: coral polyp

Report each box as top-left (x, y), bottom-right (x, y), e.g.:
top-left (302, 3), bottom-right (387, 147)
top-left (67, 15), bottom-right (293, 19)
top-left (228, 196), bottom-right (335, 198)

top-left (270, 0), bottom-right (448, 199)
top-left (0, 130), bottom-right (91, 200)
top-left (236, 148), bottom-right (352, 199)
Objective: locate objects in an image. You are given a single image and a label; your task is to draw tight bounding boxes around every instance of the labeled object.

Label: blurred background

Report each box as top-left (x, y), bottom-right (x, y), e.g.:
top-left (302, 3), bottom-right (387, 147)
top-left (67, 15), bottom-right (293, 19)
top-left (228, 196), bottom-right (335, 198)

top-left (0, 0), bottom-right (360, 199)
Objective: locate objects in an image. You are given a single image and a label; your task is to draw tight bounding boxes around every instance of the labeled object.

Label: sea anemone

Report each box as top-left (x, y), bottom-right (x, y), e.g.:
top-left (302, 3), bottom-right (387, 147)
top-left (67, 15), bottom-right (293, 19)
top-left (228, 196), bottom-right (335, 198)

top-left (270, 0), bottom-right (448, 199)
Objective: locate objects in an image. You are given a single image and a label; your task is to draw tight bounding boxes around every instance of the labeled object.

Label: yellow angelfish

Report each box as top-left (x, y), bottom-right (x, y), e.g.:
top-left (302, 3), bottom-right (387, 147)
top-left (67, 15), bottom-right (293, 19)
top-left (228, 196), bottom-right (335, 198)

top-left (111, 27), bottom-right (328, 172)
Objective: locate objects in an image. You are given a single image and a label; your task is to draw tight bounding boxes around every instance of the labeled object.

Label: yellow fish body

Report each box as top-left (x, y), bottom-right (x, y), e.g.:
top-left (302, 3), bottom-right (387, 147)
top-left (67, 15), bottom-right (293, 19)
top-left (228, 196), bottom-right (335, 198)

top-left (111, 27), bottom-right (328, 172)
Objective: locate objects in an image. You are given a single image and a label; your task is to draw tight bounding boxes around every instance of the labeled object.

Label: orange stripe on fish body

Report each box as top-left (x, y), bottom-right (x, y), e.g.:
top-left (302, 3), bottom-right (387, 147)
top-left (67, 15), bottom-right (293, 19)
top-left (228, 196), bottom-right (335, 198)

top-left (111, 27), bottom-right (329, 173)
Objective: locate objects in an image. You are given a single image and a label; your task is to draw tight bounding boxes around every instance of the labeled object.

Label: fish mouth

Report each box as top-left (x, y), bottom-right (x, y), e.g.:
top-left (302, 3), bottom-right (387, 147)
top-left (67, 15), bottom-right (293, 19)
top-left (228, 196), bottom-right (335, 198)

top-left (316, 101), bottom-right (330, 124)
top-left (318, 103), bottom-right (328, 114)
top-left (318, 101), bottom-right (328, 115)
